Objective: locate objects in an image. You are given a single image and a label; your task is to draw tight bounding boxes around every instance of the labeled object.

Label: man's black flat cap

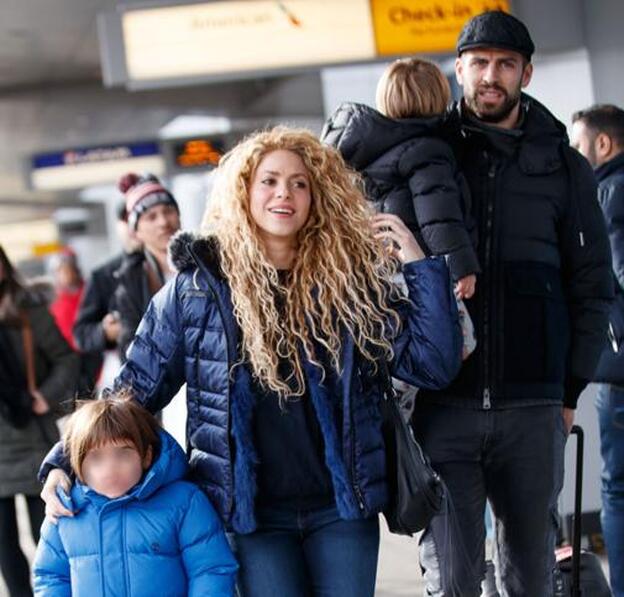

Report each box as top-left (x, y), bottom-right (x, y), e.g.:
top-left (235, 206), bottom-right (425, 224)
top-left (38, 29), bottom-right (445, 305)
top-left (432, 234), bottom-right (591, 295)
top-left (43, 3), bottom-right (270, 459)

top-left (457, 11), bottom-right (535, 60)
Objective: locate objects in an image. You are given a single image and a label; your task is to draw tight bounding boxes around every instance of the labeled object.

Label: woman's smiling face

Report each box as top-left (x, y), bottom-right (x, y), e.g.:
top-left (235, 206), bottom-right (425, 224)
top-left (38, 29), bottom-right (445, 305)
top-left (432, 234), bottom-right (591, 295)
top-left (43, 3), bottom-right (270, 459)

top-left (248, 149), bottom-right (312, 246)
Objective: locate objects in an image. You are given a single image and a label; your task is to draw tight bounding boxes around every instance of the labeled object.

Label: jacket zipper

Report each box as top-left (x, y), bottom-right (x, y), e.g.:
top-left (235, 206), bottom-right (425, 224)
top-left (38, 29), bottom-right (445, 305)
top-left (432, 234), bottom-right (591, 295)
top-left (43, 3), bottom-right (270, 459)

top-left (98, 510), bottom-right (106, 597)
top-left (353, 482), bottom-right (366, 511)
top-left (188, 250), bottom-right (235, 518)
top-left (122, 508), bottom-right (131, 597)
top-left (350, 367), bottom-right (366, 512)
top-left (482, 155), bottom-right (496, 410)
top-left (351, 416), bottom-right (366, 513)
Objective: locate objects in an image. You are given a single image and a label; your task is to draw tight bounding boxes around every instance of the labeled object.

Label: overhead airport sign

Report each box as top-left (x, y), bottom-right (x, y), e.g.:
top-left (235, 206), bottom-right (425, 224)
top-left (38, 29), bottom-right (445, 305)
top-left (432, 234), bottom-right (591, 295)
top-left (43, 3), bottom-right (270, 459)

top-left (371, 0), bottom-right (510, 55)
top-left (99, 0), bottom-right (509, 89)
top-left (121, 0), bottom-right (375, 85)
top-left (30, 142), bottom-right (165, 191)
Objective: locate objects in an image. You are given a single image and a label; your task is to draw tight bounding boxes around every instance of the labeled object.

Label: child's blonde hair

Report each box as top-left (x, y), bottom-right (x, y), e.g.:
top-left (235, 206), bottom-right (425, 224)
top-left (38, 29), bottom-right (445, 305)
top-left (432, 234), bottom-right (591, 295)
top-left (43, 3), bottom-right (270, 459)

top-left (63, 394), bottom-right (160, 483)
top-left (376, 57), bottom-right (451, 119)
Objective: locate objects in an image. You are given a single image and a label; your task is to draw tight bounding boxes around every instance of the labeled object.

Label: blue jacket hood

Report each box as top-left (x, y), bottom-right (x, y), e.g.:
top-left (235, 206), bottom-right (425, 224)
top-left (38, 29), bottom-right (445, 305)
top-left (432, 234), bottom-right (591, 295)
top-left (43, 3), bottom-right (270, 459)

top-left (67, 430), bottom-right (188, 509)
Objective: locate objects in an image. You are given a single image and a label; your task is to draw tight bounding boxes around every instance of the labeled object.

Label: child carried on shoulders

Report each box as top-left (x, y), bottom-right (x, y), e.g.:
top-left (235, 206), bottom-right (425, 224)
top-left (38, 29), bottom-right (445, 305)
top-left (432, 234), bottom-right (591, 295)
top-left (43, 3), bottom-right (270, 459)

top-left (322, 57), bottom-right (478, 360)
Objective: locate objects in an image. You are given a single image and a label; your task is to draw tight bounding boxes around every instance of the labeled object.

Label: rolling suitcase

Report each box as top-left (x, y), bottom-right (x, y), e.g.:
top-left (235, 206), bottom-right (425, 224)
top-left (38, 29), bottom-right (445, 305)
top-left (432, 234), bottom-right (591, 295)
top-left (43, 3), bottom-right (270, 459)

top-left (554, 425), bottom-right (611, 596)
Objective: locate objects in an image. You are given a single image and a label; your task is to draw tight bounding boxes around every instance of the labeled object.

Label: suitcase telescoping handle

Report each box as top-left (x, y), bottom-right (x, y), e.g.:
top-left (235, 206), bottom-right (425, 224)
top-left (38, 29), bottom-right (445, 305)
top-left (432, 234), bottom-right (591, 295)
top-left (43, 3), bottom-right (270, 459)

top-left (570, 424), bottom-right (584, 597)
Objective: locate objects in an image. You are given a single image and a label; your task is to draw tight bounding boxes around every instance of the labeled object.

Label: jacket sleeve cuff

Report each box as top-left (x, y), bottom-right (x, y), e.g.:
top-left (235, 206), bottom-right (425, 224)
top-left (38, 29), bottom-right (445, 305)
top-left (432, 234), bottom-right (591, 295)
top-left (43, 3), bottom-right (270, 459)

top-left (445, 248), bottom-right (481, 281)
top-left (563, 376), bottom-right (588, 409)
top-left (403, 256), bottom-right (446, 275)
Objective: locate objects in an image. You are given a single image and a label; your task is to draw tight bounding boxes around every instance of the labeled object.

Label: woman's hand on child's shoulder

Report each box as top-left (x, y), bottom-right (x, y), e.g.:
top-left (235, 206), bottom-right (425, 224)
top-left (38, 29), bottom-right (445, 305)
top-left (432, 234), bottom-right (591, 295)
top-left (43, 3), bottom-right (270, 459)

top-left (371, 214), bottom-right (425, 264)
top-left (40, 469), bottom-right (74, 524)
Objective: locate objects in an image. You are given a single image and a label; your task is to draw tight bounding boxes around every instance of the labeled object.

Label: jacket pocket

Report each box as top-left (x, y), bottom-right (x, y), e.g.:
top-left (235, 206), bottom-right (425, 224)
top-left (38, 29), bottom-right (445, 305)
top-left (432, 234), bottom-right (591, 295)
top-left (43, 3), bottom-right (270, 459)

top-left (503, 264), bottom-right (569, 384)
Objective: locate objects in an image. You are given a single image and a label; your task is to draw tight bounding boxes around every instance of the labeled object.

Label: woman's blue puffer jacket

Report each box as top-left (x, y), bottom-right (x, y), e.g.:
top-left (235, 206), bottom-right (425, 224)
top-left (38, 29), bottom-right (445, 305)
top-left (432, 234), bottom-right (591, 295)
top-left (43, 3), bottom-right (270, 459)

top-left (33, 431), bottom-right (238, 597)
top-left (104, 233), bottom-right (461, 534)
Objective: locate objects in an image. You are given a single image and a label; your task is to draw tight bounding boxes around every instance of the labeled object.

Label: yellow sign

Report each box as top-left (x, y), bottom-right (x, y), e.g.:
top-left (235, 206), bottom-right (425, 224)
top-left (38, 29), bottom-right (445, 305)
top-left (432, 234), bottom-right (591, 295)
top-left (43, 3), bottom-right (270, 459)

top-left (32, 242), bottom-right (64, 257)
top-left (372, 0), bottom-right (510, 56)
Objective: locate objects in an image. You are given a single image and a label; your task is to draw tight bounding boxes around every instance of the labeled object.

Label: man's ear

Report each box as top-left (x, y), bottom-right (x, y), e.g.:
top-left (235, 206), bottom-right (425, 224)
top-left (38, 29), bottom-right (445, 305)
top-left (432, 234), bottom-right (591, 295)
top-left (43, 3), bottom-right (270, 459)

top-left (596, 132), bottom-right (613, 159)
top-left (521, 62), bottom-right (533, 88)
top-left (455, 56), bottom-right (464, 86)
top-left (143, 445), bottom-right (153, 469)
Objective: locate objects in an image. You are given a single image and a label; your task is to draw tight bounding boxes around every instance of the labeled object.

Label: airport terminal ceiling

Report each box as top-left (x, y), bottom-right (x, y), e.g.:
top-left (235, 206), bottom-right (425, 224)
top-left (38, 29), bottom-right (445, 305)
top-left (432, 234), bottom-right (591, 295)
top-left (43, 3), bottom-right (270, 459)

top-left (0, 0), bottom-right (622, 229)
top-left (0, 0), bottom-right (328, 224)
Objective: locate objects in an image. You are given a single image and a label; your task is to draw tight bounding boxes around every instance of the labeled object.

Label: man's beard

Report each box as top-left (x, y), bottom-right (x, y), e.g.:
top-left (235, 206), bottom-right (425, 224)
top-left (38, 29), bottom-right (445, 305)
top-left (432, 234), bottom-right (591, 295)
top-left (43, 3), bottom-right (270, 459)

top-left (465, 83), bottom-right (522, 124)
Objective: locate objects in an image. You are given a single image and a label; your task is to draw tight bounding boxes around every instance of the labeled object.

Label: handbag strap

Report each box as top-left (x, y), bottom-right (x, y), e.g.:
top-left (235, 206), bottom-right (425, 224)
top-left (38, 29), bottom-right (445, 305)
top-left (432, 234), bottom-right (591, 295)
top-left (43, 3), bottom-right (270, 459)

top-left (20, 311), bottom-right (37, 395)
top-left (379, 357), bottom-right (397, 401)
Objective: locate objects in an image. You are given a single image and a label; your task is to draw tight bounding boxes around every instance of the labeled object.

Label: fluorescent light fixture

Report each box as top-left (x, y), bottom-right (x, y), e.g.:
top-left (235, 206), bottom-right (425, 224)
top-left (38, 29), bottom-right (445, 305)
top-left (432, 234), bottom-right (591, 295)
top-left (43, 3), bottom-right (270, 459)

top-left (158, 115), bottom-right (232, 139)
top-left (52, 207), bottom-right (92, 224)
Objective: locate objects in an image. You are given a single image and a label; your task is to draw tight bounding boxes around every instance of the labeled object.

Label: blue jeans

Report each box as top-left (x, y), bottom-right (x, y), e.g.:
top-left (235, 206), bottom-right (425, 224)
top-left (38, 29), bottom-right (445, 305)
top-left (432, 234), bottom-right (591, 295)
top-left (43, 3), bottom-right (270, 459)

top-left (596, 384), bottom-right (624, 597)
top-left (412, 403), bottom-right (566, 597)
top-left (230, 504), bottom-right (379, 597)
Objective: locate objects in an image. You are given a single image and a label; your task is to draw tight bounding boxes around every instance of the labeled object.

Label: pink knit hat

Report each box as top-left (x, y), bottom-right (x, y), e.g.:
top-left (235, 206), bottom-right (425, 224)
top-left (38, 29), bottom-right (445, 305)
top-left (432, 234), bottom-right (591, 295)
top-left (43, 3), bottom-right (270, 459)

top-left (118, 173), bottom-right (179, 230)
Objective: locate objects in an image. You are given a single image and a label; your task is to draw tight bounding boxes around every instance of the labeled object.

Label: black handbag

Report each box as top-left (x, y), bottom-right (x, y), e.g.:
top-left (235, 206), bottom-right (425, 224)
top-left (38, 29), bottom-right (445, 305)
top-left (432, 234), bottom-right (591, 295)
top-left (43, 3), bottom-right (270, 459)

top-left (379, 364), bottom-right (446, 535)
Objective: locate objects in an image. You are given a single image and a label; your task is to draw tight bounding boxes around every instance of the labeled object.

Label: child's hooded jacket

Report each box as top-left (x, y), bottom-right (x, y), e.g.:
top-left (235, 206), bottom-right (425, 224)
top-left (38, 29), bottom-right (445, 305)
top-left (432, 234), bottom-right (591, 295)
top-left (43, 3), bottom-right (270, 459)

top-left (33, 431), bottom-right (237, 597)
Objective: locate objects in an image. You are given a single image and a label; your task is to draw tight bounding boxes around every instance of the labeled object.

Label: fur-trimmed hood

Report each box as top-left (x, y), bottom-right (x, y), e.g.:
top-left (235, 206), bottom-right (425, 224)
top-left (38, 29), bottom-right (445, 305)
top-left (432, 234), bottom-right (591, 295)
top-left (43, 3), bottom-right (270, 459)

top-left (167, 230), bottom-right (222, 278)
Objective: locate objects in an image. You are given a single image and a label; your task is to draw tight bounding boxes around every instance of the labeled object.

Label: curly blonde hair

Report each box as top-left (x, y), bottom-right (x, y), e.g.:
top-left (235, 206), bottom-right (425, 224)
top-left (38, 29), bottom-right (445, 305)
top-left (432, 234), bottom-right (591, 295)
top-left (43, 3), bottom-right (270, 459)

top-left (202, 127), bottom-right (400, 400)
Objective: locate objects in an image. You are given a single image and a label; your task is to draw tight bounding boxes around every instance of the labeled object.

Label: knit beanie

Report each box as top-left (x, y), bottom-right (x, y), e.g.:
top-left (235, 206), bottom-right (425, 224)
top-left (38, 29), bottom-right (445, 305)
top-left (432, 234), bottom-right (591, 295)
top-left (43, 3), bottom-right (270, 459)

top-left (119, 173), bottom-right (179, 230)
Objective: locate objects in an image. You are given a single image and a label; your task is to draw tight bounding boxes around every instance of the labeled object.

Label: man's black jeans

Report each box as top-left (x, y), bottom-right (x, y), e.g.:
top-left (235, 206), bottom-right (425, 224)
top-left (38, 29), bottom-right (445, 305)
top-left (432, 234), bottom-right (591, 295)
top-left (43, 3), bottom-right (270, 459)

top-left (412, 403), bottom-right (566, 597)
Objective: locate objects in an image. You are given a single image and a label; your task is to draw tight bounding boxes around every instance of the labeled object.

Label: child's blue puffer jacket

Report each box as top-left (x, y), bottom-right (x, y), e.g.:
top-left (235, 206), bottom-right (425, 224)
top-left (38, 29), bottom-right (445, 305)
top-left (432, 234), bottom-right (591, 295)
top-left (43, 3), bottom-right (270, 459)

top-left (33, 431), bottom-right (238, 597)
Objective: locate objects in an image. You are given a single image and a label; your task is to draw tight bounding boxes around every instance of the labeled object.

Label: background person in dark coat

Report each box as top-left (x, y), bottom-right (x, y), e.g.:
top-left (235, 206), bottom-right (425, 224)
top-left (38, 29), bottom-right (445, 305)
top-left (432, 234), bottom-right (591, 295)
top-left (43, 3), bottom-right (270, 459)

top-left (73, 201), bottom-right (142, 377)
top-left (321, 57), bottom-right (479, 300)
top-left (114, 173), bottom-right (181, 360)
top-left (571, 103), bottom-right (624, 597)
top-left (0, 245), bottom-right (79, 597)
top-left (411, 12), bottom-right (614, 596)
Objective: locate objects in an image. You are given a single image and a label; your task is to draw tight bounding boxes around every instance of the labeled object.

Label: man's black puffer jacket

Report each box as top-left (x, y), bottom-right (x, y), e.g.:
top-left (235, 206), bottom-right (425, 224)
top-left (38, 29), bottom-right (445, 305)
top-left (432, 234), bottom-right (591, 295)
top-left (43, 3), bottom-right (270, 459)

top-left (321, 102), bottom-right (480, 281)
top-left (419, 95), bottom-right (613, 409)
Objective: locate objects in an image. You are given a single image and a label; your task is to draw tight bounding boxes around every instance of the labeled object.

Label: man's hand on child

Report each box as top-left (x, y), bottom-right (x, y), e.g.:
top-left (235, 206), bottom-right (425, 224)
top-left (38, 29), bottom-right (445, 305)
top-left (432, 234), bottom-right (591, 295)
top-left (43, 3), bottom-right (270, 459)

top-left (455, 274), bottom-right (476, 299)
top-left (41, 469), bottom-right (74, 523)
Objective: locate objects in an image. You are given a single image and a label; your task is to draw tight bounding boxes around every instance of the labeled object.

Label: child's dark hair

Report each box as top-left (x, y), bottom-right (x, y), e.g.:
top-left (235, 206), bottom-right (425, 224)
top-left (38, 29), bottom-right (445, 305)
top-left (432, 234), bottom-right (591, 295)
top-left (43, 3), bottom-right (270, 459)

top-left (62, 392), bottom-right (160, 483)
top-left (376, 57), bottom-right (451, 119)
